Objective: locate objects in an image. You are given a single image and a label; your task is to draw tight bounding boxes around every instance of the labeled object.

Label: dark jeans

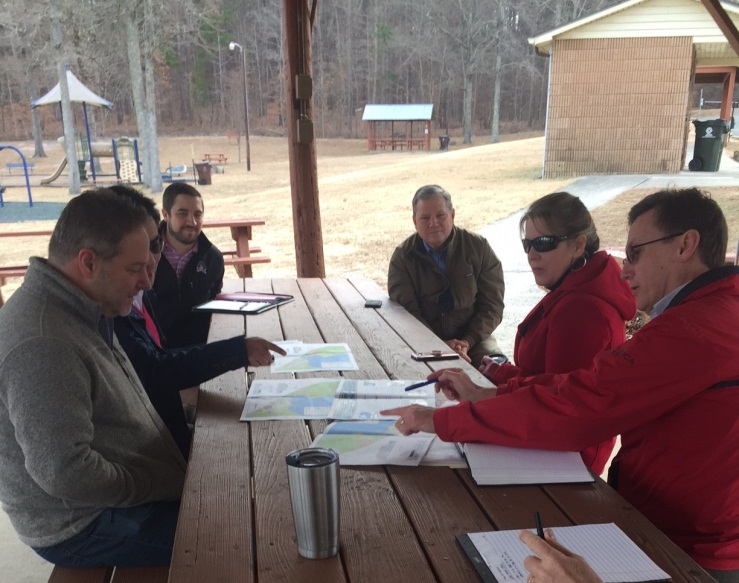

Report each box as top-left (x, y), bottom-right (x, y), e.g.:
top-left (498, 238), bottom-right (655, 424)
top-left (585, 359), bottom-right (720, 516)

top-left (706, 568), bottom-right (739, 583)
top-left (32, 501), bottom-right (179, 567)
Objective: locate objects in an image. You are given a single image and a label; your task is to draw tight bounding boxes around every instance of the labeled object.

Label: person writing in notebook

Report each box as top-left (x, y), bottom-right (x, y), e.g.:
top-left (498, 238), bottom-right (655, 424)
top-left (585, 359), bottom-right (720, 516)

top-left (110, 185), bottom-right (285, 459)
top-left (520, 530), bottom-right (602, 583)
top-left (383, 188), bottom-right (739, 580)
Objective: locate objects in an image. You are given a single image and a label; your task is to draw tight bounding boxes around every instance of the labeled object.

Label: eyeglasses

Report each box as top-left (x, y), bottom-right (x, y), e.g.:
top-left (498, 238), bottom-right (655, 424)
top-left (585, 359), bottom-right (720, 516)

top-left (624, 232), bottom-right (683, 264)
top-left (522, 235), bottom-right (569, 254)
top-left (149, 235), bottom-right (164, 254)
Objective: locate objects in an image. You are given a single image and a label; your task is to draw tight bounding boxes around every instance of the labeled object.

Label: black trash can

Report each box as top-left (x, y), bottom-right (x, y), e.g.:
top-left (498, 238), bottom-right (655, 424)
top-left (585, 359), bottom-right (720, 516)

top-left (439, 135), bottom-right (450, 151)
top-left (78, 160), bottom-right (88, 182)
top-left (689, 119), bottom-right (730, 172)
top-left (194, 162), bottom-right (212, 185)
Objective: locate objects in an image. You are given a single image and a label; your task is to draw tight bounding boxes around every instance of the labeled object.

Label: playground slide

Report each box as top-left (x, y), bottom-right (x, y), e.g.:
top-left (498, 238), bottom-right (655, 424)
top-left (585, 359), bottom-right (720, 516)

top-left (40, 157), bottom-right (67, 185)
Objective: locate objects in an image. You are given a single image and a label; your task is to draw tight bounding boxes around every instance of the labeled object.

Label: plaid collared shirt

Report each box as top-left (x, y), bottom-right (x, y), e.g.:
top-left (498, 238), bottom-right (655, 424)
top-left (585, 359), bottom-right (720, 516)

top-left (162, 239), bottom-right (199, 282)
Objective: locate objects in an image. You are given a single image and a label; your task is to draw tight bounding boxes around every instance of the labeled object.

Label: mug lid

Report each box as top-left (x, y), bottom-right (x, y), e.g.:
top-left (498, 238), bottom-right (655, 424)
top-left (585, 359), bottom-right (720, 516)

top-left (286, 447), bottom-right (339, 468)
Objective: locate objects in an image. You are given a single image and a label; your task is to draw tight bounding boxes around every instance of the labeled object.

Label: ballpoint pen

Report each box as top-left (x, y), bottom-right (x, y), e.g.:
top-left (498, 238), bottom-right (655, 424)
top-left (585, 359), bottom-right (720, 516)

top-left (535, 511), bottom-right (545, 539)
top-left (404, 378), bottom-right (436, 392)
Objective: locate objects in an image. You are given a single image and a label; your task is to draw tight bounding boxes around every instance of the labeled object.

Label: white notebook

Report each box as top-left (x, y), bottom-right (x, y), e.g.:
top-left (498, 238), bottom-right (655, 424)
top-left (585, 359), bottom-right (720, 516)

top-left (463, 443), bottom-right (594, 485)
top-left (458, 523), bottom-right (670, 583)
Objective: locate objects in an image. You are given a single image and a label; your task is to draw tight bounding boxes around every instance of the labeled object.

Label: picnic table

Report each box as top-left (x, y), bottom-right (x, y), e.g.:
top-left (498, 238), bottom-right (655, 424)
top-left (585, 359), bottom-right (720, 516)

top-left (203, 218), bottom-right (270, 278)
top-left (202, 153), bottom-right (228, 164)
top-left (170, 276), bottom-right (712, 583)
top-left (0, 221), bottom-right (269, 305)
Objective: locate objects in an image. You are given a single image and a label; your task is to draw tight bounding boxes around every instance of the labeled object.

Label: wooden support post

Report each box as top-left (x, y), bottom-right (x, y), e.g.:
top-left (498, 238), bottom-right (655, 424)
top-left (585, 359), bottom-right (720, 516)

top-left (282, 0), bottom-right (325, 278)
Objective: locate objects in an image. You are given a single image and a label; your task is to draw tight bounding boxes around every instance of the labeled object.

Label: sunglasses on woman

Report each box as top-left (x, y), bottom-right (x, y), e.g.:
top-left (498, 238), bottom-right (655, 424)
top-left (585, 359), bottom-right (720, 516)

top-left (522, 235), bottom-right (569, 253)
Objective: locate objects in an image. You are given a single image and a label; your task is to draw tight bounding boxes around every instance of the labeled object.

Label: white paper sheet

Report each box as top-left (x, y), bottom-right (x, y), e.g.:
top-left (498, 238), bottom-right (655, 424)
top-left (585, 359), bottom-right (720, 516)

top-left (465, 523), bottom-right (669, 583)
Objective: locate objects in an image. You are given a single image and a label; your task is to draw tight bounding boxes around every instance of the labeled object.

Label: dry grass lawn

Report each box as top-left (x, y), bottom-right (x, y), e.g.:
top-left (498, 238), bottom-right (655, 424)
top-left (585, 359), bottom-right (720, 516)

top-left (1, 133), bottom-right (737, 304)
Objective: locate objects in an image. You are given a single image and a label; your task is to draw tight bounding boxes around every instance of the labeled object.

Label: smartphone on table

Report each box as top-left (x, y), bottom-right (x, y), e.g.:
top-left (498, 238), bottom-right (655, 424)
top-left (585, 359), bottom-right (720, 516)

top-left (411, 350), bottom-right (460, 361)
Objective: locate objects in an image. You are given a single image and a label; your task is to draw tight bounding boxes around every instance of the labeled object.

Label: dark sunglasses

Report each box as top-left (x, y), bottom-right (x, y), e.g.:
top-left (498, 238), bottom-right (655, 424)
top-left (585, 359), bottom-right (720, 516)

top-left (624, 232), bottom-right (683, 264)
top-left (522, 235), bottom-right (569, 253)
top-left (149, 235), bottom-right (164, 254)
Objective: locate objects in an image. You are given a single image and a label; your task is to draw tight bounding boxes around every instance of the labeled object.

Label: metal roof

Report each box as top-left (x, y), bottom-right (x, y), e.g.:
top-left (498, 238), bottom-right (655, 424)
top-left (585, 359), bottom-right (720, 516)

top-left (362, 104), bottom-right (433, 121)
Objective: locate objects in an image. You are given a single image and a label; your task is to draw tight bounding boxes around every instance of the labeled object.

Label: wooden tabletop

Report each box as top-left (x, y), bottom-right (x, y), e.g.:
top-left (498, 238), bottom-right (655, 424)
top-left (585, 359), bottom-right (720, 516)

top-left (169, 277), bottom-right (712, 583)
top-left (203, 218), bottom-right (266, 229)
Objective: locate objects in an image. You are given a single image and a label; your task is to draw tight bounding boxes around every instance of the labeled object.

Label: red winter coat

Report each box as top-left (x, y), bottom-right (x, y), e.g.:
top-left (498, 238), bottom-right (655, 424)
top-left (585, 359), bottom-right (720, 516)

top-left (485, 251), bottom-right (636, 474)
top-left (436, 268), bottom-right (739, 570)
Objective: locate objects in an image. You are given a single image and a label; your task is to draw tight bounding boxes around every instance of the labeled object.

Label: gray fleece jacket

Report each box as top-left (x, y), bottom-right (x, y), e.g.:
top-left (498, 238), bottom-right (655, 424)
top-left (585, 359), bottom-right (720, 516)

top-left (0, 258), bottom-right (186, 548)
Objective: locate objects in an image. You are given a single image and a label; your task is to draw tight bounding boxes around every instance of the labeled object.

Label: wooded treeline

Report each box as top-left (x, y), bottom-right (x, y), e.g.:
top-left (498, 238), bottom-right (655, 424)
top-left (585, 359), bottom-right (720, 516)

top-left (0, 0), bottom-right (624, 146)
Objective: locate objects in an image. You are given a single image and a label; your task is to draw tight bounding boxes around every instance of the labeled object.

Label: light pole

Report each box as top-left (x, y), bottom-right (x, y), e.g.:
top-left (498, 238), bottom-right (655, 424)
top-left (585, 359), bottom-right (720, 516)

top-left (229, 41), bottom-right (251, 172)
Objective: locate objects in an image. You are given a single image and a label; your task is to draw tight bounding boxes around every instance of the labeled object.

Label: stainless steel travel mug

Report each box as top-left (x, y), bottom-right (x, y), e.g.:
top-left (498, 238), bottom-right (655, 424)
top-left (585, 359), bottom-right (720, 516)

top-left (285, 448), bottom-right (340, 559)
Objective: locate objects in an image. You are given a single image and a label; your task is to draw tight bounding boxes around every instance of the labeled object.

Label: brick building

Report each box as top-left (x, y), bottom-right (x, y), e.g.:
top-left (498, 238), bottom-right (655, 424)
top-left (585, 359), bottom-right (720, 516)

top-left (530, 0), bottom-right (739, 177)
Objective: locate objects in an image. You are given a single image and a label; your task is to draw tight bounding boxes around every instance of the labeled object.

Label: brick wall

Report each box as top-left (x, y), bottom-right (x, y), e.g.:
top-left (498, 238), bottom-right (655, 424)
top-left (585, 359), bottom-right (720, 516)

top-left (544, 36), bottom-right (693, 178)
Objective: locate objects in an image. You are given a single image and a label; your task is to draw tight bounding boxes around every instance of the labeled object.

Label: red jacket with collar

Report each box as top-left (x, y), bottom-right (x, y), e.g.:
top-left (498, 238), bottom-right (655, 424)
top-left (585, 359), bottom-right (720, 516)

top-left (487, 251), bottom-right (636, 473)
top-left (436, 268), bottom-right (739, 570)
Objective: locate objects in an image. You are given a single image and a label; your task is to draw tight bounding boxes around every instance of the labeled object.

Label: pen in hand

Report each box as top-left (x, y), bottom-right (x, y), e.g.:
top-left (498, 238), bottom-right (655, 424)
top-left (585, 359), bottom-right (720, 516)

top-left (404, 379), bottom-right (436, 392)
top-left (535, 511), bottom-right (544, 539)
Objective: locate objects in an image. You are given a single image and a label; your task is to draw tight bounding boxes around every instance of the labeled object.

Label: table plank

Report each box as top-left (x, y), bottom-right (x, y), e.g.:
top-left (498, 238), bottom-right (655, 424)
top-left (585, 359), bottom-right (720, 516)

top-left (387, 466), bottom-right (496, 581)
top-left (169, 279), bottom-right (253, 583)
top-left (323, 278), bottom-right (437, 381)
top-left (339, 467), bottom-right (438, 582)
top-left (346, 277), bottom-right (492, 386)
top-left (295, 278), bottom-right (387, 380)
top-left (251, 417), bottom-right (348, 582)
top-left (169, 388), bottom-right (253, 583)
top-left (241, 279), bottom-right (348, 580)
top-left (255, 279), bottom-right (439, 580)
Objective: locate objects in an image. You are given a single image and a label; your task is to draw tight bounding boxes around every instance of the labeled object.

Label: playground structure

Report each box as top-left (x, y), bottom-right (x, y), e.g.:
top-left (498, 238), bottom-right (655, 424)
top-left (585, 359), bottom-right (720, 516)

top-left (39, 136), bottom-right (142, 186)
top-left (0, 144), bottom-right (34, 206)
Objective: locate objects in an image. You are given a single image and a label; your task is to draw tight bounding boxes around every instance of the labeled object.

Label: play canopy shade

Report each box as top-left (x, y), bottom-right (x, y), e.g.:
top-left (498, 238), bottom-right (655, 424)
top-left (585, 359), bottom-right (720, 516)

top-left (31, 69), bottom-right (112, 109)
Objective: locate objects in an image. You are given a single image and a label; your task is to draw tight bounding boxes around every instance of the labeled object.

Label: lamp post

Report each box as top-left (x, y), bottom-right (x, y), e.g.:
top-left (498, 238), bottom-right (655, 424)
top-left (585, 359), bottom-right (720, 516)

top-left (229, 41), bottom-right (251, 172)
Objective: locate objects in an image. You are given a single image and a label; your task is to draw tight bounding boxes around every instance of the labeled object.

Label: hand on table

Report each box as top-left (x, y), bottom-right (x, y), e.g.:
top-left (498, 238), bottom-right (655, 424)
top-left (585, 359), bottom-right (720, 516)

top-left (445, 338), bottom-right (472, 363)
top-left (520, 529), bottom-right (603, 583)
top-left (380, 404), bottom-right (436, 435)
top-left (245, 337), bottom-right (287, 367)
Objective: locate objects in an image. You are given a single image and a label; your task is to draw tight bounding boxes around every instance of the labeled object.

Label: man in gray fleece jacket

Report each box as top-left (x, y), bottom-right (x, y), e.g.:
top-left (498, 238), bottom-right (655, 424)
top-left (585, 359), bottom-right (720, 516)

top-left (0, 190), bottom-right (186, 567)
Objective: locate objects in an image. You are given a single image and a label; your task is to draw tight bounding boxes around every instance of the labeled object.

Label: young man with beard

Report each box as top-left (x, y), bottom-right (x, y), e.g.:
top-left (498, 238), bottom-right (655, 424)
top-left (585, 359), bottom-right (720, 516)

top-left (153, 182), bottom-right (224, 347)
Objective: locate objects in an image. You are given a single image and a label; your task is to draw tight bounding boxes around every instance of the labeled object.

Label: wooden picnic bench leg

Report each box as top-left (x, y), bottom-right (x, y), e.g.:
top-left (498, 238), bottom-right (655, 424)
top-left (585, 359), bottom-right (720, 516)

top-left (229, 226), bottom-right (254, 278)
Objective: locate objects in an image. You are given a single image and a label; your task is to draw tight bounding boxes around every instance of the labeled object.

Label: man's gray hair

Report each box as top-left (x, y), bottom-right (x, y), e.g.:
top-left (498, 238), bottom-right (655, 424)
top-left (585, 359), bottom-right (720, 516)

top-left (49, 189), bottom-right (149, 265)
top-left (412, 185), bottom-right (453, 214)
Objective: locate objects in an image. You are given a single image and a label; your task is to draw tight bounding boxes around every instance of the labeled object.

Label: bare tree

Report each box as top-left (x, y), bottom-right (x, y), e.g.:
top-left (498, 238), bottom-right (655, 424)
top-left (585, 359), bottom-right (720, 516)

top-left (50, 6), bottom-right (80, 194)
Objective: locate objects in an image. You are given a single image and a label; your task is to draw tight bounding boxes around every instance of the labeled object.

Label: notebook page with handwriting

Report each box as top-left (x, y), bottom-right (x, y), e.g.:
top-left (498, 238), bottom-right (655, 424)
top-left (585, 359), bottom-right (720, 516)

top-left (460, 523), bottom-right (669, 583)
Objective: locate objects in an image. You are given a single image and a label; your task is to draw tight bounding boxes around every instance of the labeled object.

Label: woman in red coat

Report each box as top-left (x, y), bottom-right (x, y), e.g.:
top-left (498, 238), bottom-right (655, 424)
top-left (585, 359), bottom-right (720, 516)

top-left (481, 192), bottom-right (636, 474)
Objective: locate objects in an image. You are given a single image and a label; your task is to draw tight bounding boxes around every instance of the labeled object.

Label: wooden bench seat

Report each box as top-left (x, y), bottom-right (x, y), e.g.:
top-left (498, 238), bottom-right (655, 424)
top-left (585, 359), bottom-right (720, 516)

top-left (220, 246), bottom-right (261, 257)
top-left (49, 565), bottom-right (168, 583)
top-left (6, 162), bottom-right (35, 174)
top-left (223, 255), bottom-right (272, 268)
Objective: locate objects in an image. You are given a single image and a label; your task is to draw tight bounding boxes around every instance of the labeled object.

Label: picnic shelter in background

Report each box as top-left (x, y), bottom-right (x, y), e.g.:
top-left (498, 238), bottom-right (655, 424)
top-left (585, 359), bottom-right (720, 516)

top-left (362, 104), bottom-right (433, 151)
top-left (530, 0), bottom-right (739, 178)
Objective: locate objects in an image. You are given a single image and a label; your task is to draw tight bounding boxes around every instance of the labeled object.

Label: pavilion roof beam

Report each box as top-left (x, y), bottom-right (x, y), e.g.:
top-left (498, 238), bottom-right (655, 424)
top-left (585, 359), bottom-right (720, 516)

top-left (700, 0), bottom-right (739, 55)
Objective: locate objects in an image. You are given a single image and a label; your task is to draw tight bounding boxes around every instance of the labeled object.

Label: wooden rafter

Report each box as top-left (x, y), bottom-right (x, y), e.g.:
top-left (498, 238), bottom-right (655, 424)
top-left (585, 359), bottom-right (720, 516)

top-left (700, 0), bottom-right (739, 55)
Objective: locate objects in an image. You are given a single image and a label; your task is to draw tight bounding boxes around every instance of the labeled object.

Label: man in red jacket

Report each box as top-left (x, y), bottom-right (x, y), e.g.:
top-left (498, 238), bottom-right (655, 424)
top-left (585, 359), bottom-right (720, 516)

top-left (383, 188), bottom-right (739, 581)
